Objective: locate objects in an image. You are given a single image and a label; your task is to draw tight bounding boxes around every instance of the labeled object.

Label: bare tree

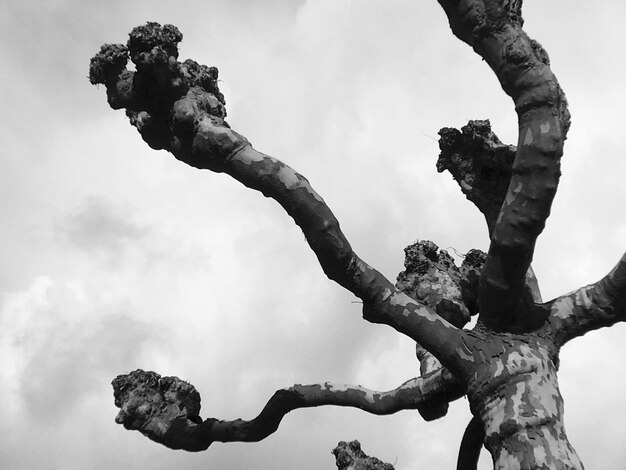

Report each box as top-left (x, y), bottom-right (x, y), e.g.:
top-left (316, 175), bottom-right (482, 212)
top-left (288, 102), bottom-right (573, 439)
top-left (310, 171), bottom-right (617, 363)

top-left (90, 1), bottom-right (625, 468)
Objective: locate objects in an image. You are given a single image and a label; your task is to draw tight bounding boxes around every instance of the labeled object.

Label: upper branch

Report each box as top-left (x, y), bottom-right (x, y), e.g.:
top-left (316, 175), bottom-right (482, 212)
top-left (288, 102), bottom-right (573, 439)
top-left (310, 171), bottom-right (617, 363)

top-left (89, 23), bottom-right (474, 374)
top-left (437, 1), bottom-right (570, 331)
top-left (437, 120), bottom-right (543, 305)
top-left (112, 369), bottom-right (465, 452)
top-left (542, 252), bottom-right (626, 347)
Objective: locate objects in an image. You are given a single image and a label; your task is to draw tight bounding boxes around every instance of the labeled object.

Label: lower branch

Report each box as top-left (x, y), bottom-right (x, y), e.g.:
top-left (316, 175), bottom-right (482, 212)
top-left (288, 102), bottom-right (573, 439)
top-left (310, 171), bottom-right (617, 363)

top-left (112, 368), bottom-right (465, 452)
top-left (456, 416), bottom-right (485, 470)
top-left (415, 344), bottom-right (451, 421)
top-left (543, 251), bottom-right (626, 347)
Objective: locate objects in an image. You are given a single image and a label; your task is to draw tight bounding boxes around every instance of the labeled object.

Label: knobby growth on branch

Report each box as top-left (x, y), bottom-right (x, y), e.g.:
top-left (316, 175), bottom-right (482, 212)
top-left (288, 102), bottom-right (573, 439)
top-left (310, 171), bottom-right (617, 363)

top-left (91, 2), bottom-right (625, 469)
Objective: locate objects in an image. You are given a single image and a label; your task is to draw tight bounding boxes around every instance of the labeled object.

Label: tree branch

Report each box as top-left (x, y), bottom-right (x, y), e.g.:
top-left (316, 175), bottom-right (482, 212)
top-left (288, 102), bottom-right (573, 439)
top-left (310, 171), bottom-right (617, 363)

top-left (437, 120), bottom-right (543, 305)
top-left (112, 369), bottom-right (465, 452)
top-left (437, 1), bottom-right (570, 332)
top-left (395, 240), bottom-right (485, 419)
top-left (89, 23), bottom-right (474, 374)
top-left (542, 252), bottom-right (626, 347)
top-left (456, 416), bottom-right (485, 470)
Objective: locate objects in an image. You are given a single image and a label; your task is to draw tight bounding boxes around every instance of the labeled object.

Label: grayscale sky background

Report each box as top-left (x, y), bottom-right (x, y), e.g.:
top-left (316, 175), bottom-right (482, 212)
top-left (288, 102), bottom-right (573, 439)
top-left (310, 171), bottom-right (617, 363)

top-left (1, 1), bottom-right (625, 469)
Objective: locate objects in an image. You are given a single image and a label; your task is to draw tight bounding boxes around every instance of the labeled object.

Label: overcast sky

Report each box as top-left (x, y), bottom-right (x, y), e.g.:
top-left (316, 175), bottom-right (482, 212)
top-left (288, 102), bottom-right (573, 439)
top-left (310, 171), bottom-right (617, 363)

top-left (1, 1), bottom-right (625, 469)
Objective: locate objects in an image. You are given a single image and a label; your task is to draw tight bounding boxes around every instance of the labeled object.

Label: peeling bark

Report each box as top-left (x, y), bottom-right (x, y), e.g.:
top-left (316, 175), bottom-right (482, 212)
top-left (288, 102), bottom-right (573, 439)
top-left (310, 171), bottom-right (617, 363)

top-left (397, 240), bottom-right (486, 326)
top-left (90, 3), bottom-right (625, 470)
top-left (111, 369), bottom-right (464, 451)
top-left (89, 23), bottom-right (472, 376)
top-left (461, 323), bottom-right (583, 469)
top-left (542, 251), bottom-right (626, 347)
top-left (437, 119), bottom-right (543, 311)
top-left (437, 0), bottom-right (570, 332)
top-left (396, 239), bottom-right (485, 420)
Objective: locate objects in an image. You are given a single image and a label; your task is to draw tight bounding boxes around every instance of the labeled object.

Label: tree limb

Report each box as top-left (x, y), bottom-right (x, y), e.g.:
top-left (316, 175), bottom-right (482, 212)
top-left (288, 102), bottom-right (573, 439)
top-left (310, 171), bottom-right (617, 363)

top-left (89, 23), bottom-right (475, 374)
top-left (437, 120), bottom-right (543, 305)
top-left (437, 0), bottom-right (570, 332)
top-left (395, 239), bottom-right (485, 419)
top-left (456, 416), bottom-right (485, 470)
top-left (542, 252), bottom-right (626, 347)
top-left (112, 369), bottom-right (465, 452)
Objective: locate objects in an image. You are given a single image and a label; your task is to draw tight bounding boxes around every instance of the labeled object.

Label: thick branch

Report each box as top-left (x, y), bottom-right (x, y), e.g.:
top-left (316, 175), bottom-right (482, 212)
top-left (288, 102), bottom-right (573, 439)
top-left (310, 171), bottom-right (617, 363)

top-left (112, 369), bottom-right (465, 452)
top-left (438, 1), bottom-right (570, 332)
top-left (542, 252), bottom-right (626, 347)
top-left (89, 23), bottom-right (474, 374)
top-left (437, 120), bottom-right (543, 305)
top-left (396, 240), bottom-right (485, 419)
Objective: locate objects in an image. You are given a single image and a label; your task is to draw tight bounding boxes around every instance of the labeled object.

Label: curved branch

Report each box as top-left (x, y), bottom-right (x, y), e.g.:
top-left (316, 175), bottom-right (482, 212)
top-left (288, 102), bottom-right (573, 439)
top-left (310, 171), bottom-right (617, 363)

top-left (89, 23), bottom-right (473, 374)
top-left (437, 1), bottom-right (570, 332)
top-left (112, 369), bottom-right (465, 452)
top-left (542, 252), bottom-right (626, 347)
top-left (456, 416), bottom-right (485, 470)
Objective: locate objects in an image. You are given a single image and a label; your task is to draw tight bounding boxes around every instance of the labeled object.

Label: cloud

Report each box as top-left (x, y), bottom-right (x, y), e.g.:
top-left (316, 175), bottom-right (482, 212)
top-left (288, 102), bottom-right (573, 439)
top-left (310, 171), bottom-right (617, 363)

top-left (2, 1), bottom-right (626, 469)
top-left (0, 276), bottom-right (167, 468)
top-left (0, 277), bottom-right (163, 406)
top-left (60, 197), bottom-right (149, 256)
top-left (58, 197), bottom-right (212, 273)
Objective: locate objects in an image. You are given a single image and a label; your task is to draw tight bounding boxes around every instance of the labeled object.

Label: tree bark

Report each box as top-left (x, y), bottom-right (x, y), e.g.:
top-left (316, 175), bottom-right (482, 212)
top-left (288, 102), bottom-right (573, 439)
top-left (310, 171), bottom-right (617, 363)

top-left (332, 441), bottom-right (394, 470)
top-left (437, 0), bottom-right (570, 332)
top-left (111, 368), bottom-right (463, 451)
top-left (89, 4), bottom-right (626, 470)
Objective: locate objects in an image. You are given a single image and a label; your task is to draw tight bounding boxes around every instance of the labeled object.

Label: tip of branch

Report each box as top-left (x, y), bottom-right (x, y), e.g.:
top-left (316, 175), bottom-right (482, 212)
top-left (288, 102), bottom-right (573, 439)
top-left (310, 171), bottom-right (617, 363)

top-left (89, 43), bottom-right (128, 85)
top-left (89, 23), bottom-right (227, 152)
top-left (112, 369), bottom-right (209, 451)
top-left (436, 120), bottom-right (516, 233)
top-left (332, 440), bottom-right (395, 470)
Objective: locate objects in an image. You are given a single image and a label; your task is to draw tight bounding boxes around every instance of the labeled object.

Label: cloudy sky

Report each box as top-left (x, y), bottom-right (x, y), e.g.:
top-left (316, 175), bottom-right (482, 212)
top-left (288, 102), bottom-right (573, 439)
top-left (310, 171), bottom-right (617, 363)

top-left (1, 1), bottom-right (625, 469)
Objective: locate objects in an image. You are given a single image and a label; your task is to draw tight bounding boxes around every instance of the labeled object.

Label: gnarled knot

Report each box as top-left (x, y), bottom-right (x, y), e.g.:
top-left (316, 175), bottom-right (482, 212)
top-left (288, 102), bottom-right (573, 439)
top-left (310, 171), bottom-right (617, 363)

top-left (112, 369), bottom-right (207, 450)
top-left (90, 22), bottom-right (240, 162)
top-left (396, 240), bottom-right (486, 327)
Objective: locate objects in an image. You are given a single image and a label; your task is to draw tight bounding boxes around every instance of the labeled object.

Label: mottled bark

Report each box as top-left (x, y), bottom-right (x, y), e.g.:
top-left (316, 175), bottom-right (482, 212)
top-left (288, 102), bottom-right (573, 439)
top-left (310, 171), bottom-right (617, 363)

top-left (542, 251), bottom-right (626, 347)
top-left (89, 23), bottom-right (475, 376)
top-left (437, 120), bottom-right (542, 305)
top-left (460, 323), bottom-right (583, 469)
top-left (112, 368), bottom-right (464, 451)
top-left (437, 0), bottom-right (570, 332)
top-left (396, 240), bottom-right (485, 420)
top-left (332, 441), bottom-right (394, 470)
top-left (90, 3), bottom-right (626, 470)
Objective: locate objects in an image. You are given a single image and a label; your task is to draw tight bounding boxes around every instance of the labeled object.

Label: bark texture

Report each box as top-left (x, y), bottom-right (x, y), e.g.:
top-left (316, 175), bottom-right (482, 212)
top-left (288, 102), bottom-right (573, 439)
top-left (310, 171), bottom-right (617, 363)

top-left (112, 368), bottom-right (463, 452)
top-left (438, 0), bottom-right (570, 333)
top-left (332, 441), bottom-right (394, 470)
top-left (396, 239), bottom-right (485, 421)
top-left (89, 22), bottom-right (473, 375)
top-left (90, 3), bottom-right (626, 470)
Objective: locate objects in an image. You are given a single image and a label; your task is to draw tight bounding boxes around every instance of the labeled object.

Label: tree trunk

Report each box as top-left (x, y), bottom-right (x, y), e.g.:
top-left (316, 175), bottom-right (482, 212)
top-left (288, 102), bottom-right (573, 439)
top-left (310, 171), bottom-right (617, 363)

top-left (463, 324), bottom-right (583, 468)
